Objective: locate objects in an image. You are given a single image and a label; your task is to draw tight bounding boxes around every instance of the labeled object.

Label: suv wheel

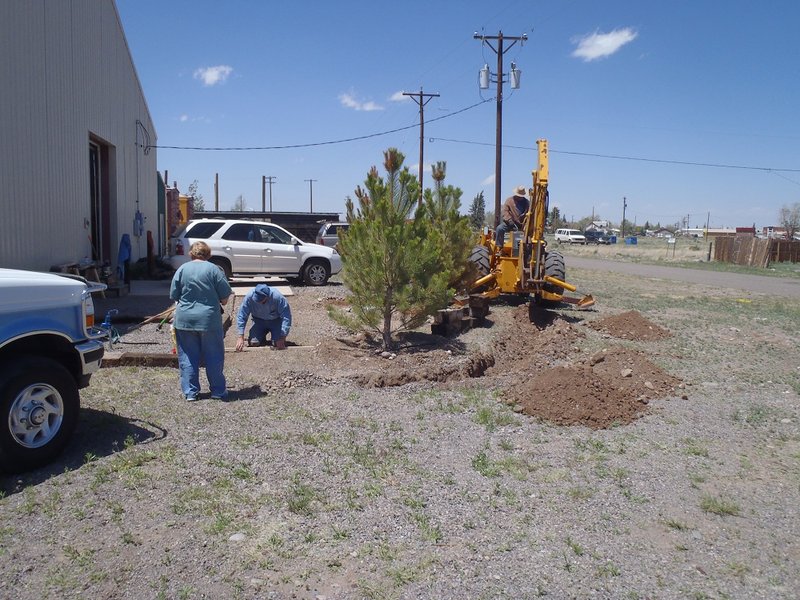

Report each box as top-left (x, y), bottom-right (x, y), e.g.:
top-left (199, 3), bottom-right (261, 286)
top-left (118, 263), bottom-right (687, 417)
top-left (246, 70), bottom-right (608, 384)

top-left (209, 257), bottom-right (232, 279)
top-left (302, 259), bottom-right (330, 286)
top-left (0, 357), bottom-right (79, 473)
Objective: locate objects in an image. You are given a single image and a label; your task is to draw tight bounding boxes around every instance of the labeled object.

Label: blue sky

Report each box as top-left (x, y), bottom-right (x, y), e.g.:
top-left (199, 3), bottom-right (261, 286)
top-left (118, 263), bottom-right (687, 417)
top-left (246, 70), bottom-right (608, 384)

top-left (116, 0), bottom-right (799, 229)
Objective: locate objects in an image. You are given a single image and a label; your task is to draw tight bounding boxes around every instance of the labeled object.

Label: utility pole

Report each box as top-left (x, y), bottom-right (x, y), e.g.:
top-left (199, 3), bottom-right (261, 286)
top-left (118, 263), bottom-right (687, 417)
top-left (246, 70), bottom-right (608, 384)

top-left (262, 176), bottom-right (276, 212)
top-left (305, 179), bottom-right (317, 213)
top-left (474, 30), bottom-right (527, 227)
top-left (402, 88), bottom-right (439, 206)
top-left (214, 172), bottom-right (219, 211)
top-left (621, 196), bottom-right (627, 238)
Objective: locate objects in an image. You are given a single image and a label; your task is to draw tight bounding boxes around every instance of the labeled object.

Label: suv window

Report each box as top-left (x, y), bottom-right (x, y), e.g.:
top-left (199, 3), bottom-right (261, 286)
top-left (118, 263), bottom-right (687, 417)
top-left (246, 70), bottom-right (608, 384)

top-left (222, 223), bottom-right (257, 242)
top-left (256, 224), bottom-right (294, 244)
top-left (185, 222), bottom-right (224, 239)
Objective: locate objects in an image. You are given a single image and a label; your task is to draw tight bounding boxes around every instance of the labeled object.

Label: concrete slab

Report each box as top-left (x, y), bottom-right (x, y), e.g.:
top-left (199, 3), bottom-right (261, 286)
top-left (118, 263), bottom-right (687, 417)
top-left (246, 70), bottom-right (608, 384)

top-left (229, 277), bottom-right (294, 297)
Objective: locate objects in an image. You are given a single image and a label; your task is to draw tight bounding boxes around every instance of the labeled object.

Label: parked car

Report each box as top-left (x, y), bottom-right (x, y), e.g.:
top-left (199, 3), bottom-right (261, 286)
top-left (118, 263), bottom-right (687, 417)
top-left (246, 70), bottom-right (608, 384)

top-left (315, 222), bottom-right (350, 249)
top-left (0, 269), bottom-right (106, 472)
top-left (554, 228), bottom-right (587, 244)
top-left (583, 230), bottom-right (612, 244)
top-left (168, 219), bottom-right (342, 286)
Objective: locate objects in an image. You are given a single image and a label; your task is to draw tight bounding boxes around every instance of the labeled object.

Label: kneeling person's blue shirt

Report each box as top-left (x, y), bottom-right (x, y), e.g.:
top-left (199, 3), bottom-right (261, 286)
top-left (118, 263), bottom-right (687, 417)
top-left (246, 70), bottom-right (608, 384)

top-left (237, 286), bottom-right (292, 339)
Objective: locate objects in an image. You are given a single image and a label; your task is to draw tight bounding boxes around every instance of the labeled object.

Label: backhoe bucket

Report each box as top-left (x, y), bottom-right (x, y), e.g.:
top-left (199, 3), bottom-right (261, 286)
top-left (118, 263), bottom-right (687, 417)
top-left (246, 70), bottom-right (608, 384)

top-left (561, 294), bottom-right (595, 309)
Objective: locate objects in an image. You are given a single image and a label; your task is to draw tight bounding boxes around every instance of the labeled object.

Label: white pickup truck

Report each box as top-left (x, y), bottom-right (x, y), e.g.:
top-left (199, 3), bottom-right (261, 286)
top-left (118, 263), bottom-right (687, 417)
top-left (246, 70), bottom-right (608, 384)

top-left (0, 269), bottom-right (106, 472)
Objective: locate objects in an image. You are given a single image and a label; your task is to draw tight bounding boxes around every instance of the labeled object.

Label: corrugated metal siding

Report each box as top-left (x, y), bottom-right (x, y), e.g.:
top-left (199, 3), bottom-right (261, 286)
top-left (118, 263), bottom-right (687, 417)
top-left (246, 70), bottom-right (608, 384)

top-left (0, 0), bottom-right (157, 272)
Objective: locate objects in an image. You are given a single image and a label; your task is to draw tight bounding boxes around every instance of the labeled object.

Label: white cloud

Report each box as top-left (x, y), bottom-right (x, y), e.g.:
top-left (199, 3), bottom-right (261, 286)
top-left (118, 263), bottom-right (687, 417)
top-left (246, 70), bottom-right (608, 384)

top-left (408, 163), bottom-right (432, 174)
top-left (179, 114), bottom-right (188, 122)
top-left (389, 91), bottom-right (409, 102)
top-left (571, 28), bottom-right (637, 62)
top-left (339, 90), bottom-right (384, 112)
top-left (193, 65), bottom-right (233, 86)
top-left (481, 174), bottom-right (495, 186)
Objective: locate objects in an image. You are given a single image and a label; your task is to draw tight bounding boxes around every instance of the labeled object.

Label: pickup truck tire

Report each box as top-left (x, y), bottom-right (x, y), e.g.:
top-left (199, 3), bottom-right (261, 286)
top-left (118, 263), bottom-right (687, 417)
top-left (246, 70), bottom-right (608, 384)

top-left (0, 357), bottom-right (79, 473)
top-left (302, 259), bottom-right (330, 286)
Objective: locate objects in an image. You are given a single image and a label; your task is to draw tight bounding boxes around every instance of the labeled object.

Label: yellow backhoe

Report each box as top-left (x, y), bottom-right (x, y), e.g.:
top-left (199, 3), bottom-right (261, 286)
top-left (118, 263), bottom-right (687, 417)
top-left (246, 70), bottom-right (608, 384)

top-left (465, 138), bottom-right (594, 319)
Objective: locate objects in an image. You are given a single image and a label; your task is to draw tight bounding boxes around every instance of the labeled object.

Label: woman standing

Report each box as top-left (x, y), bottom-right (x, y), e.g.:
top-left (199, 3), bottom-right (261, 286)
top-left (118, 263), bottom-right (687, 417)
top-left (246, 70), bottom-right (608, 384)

top-left (169, 241), bottom-right (233, 401)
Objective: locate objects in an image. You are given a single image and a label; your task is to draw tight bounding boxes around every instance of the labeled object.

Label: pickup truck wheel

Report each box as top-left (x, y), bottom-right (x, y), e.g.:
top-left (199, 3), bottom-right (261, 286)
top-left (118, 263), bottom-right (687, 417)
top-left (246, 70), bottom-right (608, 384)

top-left (302, 259), bottom-right (330, 286)
top-left (209, 257), bottom-right (232, 279)
top-left (0, 357), bottom-right (79, 473)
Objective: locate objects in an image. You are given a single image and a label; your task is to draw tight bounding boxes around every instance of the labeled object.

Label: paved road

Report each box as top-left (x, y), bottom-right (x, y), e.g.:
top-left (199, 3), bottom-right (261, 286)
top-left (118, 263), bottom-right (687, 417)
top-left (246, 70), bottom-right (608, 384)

top-left (568, 257), bottom-right (800, 298)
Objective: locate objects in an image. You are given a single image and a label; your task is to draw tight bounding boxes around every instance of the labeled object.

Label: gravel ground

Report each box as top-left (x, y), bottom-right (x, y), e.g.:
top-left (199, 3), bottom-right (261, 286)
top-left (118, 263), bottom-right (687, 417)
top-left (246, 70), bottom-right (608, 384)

top-left (1, 269), bottom-right (799, 599)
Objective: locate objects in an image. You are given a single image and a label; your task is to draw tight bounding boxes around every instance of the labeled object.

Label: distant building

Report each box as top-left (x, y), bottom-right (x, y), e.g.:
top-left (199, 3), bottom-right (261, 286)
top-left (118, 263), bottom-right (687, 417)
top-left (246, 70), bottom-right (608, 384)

top-left (650, 228), bottom-right (674, 238)
top-left (585, 220), bottom-right (610, 231)
top-left (0, 1), bottom-right (158, 272)
top-left (762, 226), bottom-right (789, 239)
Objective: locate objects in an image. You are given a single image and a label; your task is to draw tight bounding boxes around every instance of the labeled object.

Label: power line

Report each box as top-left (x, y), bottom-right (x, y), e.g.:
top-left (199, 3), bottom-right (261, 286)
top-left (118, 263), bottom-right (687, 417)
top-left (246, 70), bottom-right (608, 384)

top-left (428, 137), bottom-right (800, 173)
top-left (146, 99), bottom-right (492, 152)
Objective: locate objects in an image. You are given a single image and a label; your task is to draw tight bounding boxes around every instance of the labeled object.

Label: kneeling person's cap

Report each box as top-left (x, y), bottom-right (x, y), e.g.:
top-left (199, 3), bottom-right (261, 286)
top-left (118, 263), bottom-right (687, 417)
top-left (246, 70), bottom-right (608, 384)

top-left (252, 284), bottom-right (270, 301)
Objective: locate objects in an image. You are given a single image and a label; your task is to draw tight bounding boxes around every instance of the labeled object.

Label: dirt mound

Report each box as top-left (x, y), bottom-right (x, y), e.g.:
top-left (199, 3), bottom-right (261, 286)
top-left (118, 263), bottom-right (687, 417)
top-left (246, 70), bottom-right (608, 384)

top-left (505, 346), bottom-right (682, 429)
top-left (488, 307), bottom-right (585, 375)
top-left (589, 310), bottom-right (671, 341)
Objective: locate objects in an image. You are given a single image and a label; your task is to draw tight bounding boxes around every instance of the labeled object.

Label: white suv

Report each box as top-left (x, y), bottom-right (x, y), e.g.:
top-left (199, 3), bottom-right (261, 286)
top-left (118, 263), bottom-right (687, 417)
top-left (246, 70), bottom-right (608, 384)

top-left (168, 219), bottom-right (342, 285)
top-left (554, 228), bottom-right (587, 244)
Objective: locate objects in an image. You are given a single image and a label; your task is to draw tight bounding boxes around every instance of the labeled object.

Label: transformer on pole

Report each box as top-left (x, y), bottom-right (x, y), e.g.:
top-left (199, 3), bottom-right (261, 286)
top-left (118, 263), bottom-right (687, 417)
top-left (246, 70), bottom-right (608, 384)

top-left (474, 31), bottom-right (527, 227)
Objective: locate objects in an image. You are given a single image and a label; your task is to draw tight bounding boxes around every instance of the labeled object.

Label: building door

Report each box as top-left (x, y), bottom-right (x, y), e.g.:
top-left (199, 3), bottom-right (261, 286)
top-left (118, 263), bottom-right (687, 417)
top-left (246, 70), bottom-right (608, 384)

top-left (89, 139), bottom-right (112, 262)
top-left (89, 142), bottom-right (102, 261)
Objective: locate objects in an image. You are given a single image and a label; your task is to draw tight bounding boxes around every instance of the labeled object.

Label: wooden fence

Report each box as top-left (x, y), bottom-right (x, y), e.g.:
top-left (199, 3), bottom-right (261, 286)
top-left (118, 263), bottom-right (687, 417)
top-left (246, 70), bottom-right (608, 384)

top-left (714, 236), bottom-right (800, 267)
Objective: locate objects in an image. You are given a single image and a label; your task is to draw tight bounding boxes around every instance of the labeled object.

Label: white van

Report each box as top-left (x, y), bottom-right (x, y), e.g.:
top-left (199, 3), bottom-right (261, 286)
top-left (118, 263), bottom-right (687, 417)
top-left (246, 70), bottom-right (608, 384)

top-left (554, 228), bottom-right (586, 244)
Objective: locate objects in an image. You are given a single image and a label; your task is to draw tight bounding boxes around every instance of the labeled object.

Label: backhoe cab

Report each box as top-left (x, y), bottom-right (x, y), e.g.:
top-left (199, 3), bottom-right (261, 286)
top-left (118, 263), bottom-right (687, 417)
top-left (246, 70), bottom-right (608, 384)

top-left (466, 139), bottom-right (594, 318)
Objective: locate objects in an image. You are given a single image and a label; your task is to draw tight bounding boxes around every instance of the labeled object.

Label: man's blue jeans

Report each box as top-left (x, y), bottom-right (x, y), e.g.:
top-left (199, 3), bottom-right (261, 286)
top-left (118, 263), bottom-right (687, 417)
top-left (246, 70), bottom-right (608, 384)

top-left (248, 317), bottom-right (284, 345)
top-left (495, 221), bottom-right (517, 247)
top-left (175, 328), bottom-right (226, 399)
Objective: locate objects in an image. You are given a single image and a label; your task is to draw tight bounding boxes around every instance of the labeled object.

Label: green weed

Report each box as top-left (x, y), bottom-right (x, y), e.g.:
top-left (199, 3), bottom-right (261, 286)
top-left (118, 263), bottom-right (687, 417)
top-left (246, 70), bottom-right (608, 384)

top-left (287, 474), bottom-right (317, 516)
top-left (683, 438), bottom-right (710, 457)
top-left (700, 494), bottom-right (740, 516)
top-left (471, 451), bottom-right (501, 478)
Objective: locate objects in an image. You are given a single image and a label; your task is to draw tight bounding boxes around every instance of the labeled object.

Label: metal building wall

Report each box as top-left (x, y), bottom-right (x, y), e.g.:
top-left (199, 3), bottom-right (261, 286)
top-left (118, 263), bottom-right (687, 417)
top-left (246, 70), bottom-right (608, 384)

top-left (0, 0), bottom-right (157, 272)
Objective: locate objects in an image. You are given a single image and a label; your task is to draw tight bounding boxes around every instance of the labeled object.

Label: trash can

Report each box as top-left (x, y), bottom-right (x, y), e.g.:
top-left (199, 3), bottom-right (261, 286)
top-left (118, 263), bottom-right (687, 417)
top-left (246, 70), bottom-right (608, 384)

top-left (624, 236), bottom-right (638, 245)
top-left (609, 235), bottom-right (617, 244)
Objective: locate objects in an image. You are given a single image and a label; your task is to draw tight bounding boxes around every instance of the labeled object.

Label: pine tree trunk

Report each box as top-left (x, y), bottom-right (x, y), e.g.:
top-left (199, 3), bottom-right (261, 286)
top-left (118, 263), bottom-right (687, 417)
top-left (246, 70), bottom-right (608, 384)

top-left (382, 289), bottom-right (393, 350)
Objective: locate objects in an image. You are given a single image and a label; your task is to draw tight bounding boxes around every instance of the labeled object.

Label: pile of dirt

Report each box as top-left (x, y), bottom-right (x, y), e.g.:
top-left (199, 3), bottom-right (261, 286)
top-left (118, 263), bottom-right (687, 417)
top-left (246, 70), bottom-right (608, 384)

top-left (588, 309), bottom-right (671, 341)
top-left (489, 306), bottom-right (585, 375)
top-left (505, 346), bottom-right (682, 429)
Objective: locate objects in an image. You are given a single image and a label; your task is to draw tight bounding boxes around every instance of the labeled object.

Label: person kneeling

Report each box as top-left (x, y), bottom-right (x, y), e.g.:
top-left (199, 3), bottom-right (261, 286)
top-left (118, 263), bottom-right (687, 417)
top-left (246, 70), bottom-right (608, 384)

top-left (234, 283), bottom-right (292, 351)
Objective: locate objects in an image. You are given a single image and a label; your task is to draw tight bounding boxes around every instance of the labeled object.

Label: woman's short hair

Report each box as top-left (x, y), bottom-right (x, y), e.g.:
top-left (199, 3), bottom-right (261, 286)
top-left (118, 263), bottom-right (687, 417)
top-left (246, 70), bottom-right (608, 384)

top-left (189, 241), bottom-right (211, 260)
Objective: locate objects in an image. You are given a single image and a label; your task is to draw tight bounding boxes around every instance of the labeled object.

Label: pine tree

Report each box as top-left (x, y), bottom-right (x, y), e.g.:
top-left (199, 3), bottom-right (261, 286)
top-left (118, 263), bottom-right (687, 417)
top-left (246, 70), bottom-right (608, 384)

top-left (422, 161), bottom-right (474, 291)
top-left (187, 179), bottom-right (205, 212)
top-left (467, 191), bottom-right (485, 230)
top-left (333, 150), bottom-right (456, 350)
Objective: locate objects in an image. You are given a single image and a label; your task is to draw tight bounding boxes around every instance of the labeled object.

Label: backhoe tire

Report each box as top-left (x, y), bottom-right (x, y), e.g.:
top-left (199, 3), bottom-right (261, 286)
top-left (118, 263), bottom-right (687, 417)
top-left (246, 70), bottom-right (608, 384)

top-left (468, 245), bottom-right (491, 292)
top-left (469, 245), bottom-right (490, 277)
top-left (542, 251), bottom-right (566, 299)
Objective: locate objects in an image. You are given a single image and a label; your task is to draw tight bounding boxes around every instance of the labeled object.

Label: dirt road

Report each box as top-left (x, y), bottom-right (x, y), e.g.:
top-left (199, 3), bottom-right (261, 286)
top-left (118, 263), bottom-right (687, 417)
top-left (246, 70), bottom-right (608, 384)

top-left (569, 256), bottom-right (800, 297)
